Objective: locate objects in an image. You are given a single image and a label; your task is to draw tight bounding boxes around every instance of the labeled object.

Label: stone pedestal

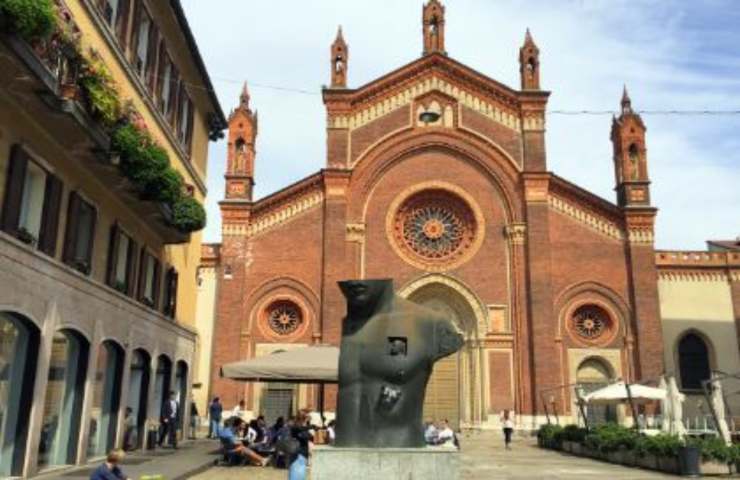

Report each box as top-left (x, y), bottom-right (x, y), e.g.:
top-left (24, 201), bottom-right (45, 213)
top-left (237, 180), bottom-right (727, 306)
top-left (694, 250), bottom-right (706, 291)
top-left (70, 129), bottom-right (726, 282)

top-left (311, 445), bottom-right (459, 480)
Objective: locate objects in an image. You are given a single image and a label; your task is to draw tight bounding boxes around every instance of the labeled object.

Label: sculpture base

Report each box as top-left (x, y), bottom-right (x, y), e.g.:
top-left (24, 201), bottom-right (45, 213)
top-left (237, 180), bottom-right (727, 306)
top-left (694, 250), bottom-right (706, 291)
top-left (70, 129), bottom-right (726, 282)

top-left (311, 445), bottom-right (459, 480)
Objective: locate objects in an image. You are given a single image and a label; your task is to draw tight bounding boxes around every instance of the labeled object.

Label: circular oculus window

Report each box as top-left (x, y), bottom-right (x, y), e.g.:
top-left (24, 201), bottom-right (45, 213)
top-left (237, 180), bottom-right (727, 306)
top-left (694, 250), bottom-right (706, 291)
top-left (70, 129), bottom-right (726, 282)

top-left (391, 188), bottom-right (478, 268)
top-left (265, 300), bottom-right (303, 336)
top-left (571, 305), bottom-right (613, 342)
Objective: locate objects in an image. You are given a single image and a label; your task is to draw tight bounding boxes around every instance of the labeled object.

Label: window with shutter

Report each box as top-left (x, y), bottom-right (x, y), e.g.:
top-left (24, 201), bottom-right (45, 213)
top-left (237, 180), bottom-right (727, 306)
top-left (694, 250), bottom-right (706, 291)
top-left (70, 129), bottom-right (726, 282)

top-left (114, 0), bottom-right (131, 47)
top-left (106, 224), bottom-right (133, 293)
top-left (163, 267), bottom-right (178, 319)
top-left (2, 145), bottom-right (62, 256)
top-left (138, 249), bottom-right (161, 308)
top-left (133, 7), bottom-right (151, 79)
top-left (63, 192), bottom-right (96, 275)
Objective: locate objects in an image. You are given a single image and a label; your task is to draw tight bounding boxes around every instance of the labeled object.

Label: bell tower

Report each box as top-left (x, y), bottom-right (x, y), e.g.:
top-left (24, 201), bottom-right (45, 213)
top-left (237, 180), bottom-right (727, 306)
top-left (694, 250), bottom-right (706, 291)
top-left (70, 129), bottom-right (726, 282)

top-left (330, 26), bottom-right (348, 88)
top-left (225, 82), bottom-right (257, 201)
top-left (519, 28), bottom-right (540, 90)
top-left (422, 0), bottom-right (446, 55)
top-left (611, 86), bottom-right (650, 207)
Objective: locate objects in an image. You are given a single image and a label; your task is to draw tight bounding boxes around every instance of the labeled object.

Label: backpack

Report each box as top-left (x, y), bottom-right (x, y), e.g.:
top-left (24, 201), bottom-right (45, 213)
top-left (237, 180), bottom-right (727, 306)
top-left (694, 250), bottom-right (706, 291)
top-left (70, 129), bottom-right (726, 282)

top-left (275, 432), bottom-right (300, 456)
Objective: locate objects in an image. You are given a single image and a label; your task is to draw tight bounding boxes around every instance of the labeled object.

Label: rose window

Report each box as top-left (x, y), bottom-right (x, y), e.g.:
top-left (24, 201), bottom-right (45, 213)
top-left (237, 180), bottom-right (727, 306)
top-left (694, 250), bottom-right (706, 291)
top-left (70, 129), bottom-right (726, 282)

top-left (266, 301), bottom-right (303, 336)
top-left (393, 189), bottom-right (477, 265)
top-left (572, 305), bottom-right (611, 341)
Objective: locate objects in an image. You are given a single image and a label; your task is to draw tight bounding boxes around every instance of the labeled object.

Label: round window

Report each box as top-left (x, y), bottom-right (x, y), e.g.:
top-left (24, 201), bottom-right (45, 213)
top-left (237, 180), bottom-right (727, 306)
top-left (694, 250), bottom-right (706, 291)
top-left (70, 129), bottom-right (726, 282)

top-left (571, 305), bottom-right (612, 342)
top-left (391, 188), bottom-right (478, 268)
top-left (265, 300), bottom-right (303, 336)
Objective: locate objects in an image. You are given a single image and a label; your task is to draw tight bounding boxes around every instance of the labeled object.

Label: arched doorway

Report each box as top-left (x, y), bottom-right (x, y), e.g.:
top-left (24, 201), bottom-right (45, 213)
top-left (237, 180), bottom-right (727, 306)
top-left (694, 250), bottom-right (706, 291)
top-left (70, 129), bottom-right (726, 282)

top-left (174, 361), bottom-right (188, 438)
top-left (126, 349), bottom-right (150, 449)
top-left (37, 328), bottom-right (89, 470)
top-left (87, 340), bottom-right (124, 458)
top-left (576, 357), bottom-right (617, 425)
top-left (0, 312), bottom-right (40, 476)
top-left (403, 280), bottom-right (482, 430)
top-left (153, 355), bottom-right (172, 425)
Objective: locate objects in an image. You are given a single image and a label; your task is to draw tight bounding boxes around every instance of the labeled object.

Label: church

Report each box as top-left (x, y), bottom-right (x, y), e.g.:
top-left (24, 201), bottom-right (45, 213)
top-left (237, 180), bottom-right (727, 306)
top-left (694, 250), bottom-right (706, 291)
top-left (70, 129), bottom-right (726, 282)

top-left (199, 1), bottom-right (739, 430)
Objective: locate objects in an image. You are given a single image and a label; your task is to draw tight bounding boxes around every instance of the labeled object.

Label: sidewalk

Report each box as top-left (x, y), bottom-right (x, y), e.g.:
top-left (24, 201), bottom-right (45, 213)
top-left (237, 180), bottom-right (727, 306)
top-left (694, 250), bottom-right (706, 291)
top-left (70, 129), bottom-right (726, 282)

top-left (36, 439), bottom-right (220, 480)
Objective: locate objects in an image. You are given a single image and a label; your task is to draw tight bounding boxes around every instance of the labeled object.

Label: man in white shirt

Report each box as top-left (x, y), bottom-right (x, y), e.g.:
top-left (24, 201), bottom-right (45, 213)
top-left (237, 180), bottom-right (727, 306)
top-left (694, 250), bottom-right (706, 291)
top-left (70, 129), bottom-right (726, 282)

top-left (424, 421), bottom-right (438, 445)
top-left (232, 400), bottom-right (246, 420)
top-left (436, 419), bottom-right (455, 447)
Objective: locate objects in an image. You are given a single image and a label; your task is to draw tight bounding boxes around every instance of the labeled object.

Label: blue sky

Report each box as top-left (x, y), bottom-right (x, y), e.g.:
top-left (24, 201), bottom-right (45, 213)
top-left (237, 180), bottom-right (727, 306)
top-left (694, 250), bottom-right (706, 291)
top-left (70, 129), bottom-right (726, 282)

top-left (181, 0), bottom-right (740, 249)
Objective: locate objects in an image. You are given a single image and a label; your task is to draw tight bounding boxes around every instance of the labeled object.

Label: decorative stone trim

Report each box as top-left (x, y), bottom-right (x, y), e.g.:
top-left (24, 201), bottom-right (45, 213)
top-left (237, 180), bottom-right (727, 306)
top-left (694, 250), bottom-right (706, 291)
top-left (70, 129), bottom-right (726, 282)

top-left (397, 273), bottom-right (488, 338)
top-left (548, 195), bottom-right (624, 241)
top-left (627, 229), bottom-right (654, 245)
top-left (346, 223), bottom-right (366, 243)
top-left (504, 223), bottom-right (527, 245)
top-left (385, 181), bottom-right (485, 272)
top-left (657, 270), bottom-right (731, 282)
top-left (247, 191), bottom-right (324, 238)
top-left (328, 75), bottom-right (520, 132)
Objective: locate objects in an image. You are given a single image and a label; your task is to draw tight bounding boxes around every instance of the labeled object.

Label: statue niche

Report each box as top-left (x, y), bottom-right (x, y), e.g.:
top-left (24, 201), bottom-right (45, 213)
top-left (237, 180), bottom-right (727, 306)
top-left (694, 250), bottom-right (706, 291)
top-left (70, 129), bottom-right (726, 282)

top-left (335, 278), bottom-right (463, 448)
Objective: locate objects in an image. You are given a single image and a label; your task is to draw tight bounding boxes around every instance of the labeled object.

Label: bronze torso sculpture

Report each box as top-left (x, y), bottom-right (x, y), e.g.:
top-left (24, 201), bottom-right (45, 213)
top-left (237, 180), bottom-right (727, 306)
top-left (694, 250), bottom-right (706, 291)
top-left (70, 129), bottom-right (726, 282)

top-left (335, 279), bottom-right (464, 448)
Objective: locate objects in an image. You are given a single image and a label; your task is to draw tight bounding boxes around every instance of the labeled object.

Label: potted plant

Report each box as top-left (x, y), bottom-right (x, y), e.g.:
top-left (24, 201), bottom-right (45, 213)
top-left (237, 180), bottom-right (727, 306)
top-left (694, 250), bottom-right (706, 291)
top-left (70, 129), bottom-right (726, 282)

top-left (15, 227), bottom-right (37, 246)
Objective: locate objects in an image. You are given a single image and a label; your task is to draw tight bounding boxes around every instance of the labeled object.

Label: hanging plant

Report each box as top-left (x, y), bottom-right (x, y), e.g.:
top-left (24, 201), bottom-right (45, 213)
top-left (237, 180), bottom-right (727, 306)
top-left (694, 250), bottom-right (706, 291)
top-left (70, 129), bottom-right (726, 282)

top-left (78, 50), bottom-right (121, 128)
top-left (0, 0), bottom-right (56, 40)
top-left (171, 195), bottom-right (206, 233)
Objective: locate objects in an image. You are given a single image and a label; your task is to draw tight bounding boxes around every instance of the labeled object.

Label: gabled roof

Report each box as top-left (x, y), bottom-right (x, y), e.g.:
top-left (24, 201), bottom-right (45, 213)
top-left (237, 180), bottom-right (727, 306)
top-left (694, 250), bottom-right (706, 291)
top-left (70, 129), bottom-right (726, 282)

top-left (323, 52), bottom-right (546, 110)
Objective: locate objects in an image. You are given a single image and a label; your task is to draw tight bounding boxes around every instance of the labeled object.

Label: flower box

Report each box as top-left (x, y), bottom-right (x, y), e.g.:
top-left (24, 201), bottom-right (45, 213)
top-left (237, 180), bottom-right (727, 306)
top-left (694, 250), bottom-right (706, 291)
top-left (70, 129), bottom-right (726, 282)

top-left (636, 453), bottom-right (658, 470)
top-left (657, 456), bottom-right (679, 474)
top-left (700, 460), bottom-right (731, 475)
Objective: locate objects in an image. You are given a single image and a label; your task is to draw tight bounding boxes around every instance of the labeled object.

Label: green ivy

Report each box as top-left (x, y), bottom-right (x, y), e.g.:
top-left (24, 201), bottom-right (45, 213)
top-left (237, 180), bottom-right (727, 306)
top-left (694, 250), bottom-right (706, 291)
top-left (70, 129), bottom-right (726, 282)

top-left (686, 437), bottom-right (737, 464)
top-left (0, 0), bottom-right (56, 40)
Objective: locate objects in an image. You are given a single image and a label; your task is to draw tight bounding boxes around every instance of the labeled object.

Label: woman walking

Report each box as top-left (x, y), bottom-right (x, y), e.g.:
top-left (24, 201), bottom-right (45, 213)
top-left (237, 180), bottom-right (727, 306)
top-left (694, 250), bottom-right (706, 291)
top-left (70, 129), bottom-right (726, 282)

top-left (500, 409), bottom-right (515, 450)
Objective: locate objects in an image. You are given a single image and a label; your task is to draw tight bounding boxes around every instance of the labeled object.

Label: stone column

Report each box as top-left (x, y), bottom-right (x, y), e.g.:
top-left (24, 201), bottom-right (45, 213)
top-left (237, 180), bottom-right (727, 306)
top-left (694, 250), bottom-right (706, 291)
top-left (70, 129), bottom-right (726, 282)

top-left (75, 321), bottom-right (103, 465)
top-left (522, 173), bottom-right (561, 418)
top-left (22, 304), bottom-right (59, 477)
top-left (114, 335), bottom-right (133, 449)
top-left (505, 223), bottom-right (531, 415)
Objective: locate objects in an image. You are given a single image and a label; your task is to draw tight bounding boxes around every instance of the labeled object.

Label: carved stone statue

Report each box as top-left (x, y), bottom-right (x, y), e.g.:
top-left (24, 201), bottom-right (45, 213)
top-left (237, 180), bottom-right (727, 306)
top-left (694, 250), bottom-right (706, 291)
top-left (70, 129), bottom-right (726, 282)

top-left (335, 279), bottom-right (464, 448)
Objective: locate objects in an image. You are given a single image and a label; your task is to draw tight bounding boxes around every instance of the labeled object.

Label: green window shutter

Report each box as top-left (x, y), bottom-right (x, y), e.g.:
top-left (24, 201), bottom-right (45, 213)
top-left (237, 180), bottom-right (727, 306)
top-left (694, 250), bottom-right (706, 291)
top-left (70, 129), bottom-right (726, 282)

top-left (106, 223), bottom-right (121, 287)
top-left (1, 144), bottom-right (29, 234)
top-left (38, 173), bottom-right (63, 257)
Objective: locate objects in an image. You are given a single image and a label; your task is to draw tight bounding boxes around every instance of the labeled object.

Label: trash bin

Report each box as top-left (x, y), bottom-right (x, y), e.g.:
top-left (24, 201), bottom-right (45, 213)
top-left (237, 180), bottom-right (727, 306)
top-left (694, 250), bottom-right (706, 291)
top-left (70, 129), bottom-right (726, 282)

top-left (678, 446), bottom-right (700, 477)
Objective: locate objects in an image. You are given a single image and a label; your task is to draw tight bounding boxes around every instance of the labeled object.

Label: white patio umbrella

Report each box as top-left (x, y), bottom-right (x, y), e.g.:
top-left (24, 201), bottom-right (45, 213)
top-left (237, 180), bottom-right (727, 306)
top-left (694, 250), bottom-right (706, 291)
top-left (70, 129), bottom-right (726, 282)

top-left (659, 376), bottom-right (672, 433)
top-left (709, 375), bottom-right (731, 444)
top-left (667, 376), bottom-right (687, 437)
top-left (220, 346), bottom-right (339, 383)
top-left (582, 381), bottom-right (667, 405)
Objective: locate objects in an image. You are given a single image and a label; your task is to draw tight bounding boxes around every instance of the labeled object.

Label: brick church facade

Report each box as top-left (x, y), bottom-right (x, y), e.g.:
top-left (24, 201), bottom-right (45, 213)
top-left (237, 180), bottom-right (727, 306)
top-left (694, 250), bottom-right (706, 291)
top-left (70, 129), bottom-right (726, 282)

top-left (206, 0), bottom-right (667, 428)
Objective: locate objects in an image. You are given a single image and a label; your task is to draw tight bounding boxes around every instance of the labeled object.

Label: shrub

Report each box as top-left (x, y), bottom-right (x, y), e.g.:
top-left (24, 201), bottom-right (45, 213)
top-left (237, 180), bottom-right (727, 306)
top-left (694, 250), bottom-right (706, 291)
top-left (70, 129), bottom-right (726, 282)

top-left (562, 425), bottom-right (588, 443)
top-left (634, 433), bottom-right (682, 459)
top-left (584, 424), bottom-right (638, 453)
top-left (687, 437), bottom-right (736, 464)
top-left (537, 425), bottom-right (564, 449)
top-left (171, 195), bottom-right (206, 233)
top-left (0, 0), bottom-right (56, 39)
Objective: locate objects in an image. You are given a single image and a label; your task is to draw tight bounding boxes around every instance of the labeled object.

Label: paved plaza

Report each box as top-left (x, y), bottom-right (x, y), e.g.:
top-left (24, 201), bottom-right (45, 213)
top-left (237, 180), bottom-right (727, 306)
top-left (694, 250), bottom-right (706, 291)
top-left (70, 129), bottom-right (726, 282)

top-left (187, 431), bottom-right (673, 480)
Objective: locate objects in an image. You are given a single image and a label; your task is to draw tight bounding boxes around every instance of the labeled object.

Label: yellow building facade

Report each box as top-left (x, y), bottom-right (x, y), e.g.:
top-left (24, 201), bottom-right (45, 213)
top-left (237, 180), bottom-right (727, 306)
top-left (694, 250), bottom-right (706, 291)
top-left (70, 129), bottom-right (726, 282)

top-left (0, 0), bottom-right (225, 476)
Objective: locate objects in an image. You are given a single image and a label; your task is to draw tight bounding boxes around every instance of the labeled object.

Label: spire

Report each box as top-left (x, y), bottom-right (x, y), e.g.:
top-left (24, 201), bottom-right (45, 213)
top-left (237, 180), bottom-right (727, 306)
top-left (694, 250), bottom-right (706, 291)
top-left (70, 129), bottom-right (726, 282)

top-left (330, 25), bottom-right (349, 88)
top-left (621, 84), bottom-right (632, 114)
top-left (422, 0), bottom-right (446, 55)
top-left (611, 87), bottom-right (650, 207)
top-left (519, 28), bottom-right (540, 90)
top-left (524, 27), bottom-right (535, 46)
top-left (239, 81), bottom-right (250, 110)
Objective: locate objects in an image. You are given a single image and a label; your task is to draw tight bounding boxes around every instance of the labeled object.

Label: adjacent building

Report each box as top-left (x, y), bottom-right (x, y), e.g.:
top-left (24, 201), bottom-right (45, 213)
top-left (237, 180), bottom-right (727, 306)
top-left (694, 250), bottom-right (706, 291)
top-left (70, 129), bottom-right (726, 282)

top-left (201, 0), bottom-right (708, 431)
top-left (0, 0), bottom-right (225, 476)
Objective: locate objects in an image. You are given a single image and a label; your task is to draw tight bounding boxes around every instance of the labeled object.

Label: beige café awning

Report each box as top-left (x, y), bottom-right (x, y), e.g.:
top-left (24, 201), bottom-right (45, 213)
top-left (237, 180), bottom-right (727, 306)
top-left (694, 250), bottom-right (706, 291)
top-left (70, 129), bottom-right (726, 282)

top-left (582, 381), bottom-right (667, 405)
top-left (220, 345), bottom-right (339, 384)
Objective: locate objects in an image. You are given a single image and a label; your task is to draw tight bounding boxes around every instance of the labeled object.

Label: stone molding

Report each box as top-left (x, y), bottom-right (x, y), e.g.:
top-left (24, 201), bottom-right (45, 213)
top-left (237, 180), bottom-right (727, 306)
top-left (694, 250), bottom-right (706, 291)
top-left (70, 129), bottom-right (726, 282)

top-left (328, 75), bottom-right (521, 133)
top-left (346, 223), bottom-right (366, 243)
top-left (397, 273), bottom-right (488, 338)
top-left (548, 194), bottom-right (624, 241)
top-left (246, 190), bottom-right (324, 238)
top-left (504, 223), bottom-right (527, 245)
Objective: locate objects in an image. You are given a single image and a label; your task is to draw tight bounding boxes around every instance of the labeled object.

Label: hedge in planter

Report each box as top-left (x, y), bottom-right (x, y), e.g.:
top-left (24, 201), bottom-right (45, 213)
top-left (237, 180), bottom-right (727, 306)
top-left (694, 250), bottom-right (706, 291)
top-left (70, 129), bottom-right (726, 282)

top-left (0, 0), bottom-right (56, 40)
